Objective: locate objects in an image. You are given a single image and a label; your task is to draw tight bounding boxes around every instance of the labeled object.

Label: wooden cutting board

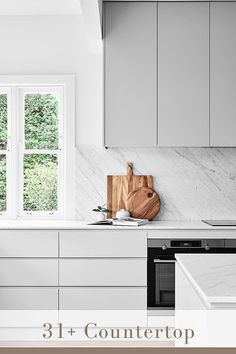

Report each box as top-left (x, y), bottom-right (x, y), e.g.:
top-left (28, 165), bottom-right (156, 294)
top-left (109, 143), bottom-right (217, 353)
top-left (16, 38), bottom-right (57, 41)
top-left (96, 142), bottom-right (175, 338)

top-left (126, 187), bottom-right (161, 221)
top-left (107, 162), bottom-right (153, 218)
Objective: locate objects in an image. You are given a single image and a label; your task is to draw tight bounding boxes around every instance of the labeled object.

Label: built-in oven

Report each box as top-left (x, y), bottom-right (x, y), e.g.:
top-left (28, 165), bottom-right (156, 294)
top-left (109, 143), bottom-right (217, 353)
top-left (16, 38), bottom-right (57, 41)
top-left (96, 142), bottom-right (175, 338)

top-left (147, 239), bottom-right (236, 309)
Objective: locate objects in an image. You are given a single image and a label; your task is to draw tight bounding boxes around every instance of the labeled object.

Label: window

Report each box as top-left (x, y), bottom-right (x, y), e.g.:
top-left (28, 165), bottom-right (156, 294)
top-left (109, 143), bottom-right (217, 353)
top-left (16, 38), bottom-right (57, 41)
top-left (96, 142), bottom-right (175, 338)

top-left (0, 76), bottom-right (75, 219)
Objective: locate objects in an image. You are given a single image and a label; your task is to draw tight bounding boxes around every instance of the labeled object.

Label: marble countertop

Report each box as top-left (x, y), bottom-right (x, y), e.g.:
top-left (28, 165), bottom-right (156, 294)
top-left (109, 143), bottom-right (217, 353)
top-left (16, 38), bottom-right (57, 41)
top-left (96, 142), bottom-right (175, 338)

top-left (176, 254), bottom-right (236, 307)
top-left (0, 220), bottom-right (235, 230)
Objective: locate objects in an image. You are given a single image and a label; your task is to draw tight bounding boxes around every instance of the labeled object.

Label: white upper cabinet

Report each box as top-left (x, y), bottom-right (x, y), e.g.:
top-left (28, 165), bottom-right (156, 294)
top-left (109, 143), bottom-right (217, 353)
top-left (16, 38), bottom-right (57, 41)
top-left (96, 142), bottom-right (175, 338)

top-left (104, 2), bottom-right (157, 147)
top-left (210, 3), bottom-right (236, 146)
top-left (158, 2), bottom-right (209, 146)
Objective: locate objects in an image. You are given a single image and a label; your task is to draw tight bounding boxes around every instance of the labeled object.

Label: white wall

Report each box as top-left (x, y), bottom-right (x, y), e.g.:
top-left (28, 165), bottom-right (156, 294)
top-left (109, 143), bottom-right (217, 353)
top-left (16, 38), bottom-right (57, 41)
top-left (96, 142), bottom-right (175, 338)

top-left (0, 15), bottom-right (103, 146)
top-left (1, 15), bottom-right (236, 221)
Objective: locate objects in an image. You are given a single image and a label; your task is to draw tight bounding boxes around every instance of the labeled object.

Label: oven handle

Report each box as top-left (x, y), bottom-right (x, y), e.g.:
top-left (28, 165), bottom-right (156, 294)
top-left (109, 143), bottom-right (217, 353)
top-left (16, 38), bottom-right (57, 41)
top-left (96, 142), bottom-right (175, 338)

top-left (154, 259), bottom-right (176, 263)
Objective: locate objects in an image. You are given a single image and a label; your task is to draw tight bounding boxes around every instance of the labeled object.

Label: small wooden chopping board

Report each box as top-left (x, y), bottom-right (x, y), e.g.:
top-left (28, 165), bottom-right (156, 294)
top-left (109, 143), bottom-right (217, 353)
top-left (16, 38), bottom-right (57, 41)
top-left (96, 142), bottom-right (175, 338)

top-left (126, 187), bottom-right (161, 221)
top-left (107, 163), bottom-right (153, 218)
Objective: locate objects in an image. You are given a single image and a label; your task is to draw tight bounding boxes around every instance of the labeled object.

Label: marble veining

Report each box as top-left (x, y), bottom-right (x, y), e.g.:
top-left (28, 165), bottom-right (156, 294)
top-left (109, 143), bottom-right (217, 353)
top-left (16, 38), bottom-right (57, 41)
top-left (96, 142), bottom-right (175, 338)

top-left (75, 147), bottom-right (236, 221)
top-left (176, 254), bottom-right (236, 303)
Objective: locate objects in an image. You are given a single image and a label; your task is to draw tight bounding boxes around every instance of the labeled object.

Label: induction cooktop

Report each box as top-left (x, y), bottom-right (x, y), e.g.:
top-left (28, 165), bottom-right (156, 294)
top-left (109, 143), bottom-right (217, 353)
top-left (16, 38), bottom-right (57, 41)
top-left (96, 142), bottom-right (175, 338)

top-left (202, 220), bottom-right (236, 226)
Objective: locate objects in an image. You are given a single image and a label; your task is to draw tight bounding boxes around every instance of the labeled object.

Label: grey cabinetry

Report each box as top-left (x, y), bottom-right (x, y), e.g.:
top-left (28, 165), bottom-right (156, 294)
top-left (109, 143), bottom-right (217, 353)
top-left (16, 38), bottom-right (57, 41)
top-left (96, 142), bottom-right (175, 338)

top-left (210, 3), bottom-right (236, 146)
top-left (59, 230), bottom-right (147, 310)
top-left (0, 231), bottom-right (58, 310)
top-left (158, 3), bottom-right (209, 146)
top-left (104, 2), bottom-right (157, 147)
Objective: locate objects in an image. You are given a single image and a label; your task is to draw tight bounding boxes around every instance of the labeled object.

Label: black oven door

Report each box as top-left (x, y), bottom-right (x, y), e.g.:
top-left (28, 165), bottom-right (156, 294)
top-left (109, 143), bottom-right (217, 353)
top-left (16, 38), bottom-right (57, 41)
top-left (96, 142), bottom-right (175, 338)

top-left (148, 250), bottom-right (176, 308)
top-left (154, 258), bottom-right (175, 307)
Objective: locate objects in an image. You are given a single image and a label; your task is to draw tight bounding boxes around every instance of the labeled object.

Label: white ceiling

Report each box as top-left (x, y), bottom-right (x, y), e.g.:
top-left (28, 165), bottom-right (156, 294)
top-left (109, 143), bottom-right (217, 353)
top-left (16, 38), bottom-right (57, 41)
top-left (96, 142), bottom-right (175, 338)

top-left (0, 0), bottom-right (81, 15)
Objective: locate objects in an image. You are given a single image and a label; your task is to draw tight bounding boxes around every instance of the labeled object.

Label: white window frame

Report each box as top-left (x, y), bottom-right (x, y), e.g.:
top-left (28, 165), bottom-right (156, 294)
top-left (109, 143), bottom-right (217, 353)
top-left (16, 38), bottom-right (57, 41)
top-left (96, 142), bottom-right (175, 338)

top-left (0, 75), bottom-right (75, 220)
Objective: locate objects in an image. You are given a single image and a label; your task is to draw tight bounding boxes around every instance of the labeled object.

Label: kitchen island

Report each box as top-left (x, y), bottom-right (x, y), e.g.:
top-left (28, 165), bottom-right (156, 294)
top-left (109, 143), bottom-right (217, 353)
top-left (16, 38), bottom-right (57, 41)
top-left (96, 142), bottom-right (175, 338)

top-left (175, 254), bottom-right (236, 347)
top-left (175, 254), bottom-right (236, 309)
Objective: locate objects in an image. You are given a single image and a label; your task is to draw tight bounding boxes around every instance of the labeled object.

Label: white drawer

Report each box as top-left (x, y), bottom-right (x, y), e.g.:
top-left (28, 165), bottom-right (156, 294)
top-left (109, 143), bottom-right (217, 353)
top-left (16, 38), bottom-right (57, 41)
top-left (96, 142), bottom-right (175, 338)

top-left (0, 259), bottom-right (58, 286)
top-left (60, 230), bottom-right (146, 257)
top-left (59, 259), bottom-right (146, 286)
top-left (59, 287), bottom-right (146, 310)
top-left (0, 231), bottom-right (58, 257)
top-left (0, 288), bottom-right (58, 310)
top-left (147, 229), bottom-right (236, 239)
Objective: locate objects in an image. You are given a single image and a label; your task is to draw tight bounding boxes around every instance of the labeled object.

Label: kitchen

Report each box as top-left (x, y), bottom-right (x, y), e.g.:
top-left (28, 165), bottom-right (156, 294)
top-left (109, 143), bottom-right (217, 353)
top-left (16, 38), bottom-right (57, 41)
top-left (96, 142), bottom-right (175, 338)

top-left (0, 0), bottom-right (236, 349)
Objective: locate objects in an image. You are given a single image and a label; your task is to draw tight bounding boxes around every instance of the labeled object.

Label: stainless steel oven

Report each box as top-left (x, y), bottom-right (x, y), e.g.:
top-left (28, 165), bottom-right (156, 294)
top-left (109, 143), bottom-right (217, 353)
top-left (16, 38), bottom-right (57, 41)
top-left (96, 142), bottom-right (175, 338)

top-left (147, 239), bottom-right (235, 309)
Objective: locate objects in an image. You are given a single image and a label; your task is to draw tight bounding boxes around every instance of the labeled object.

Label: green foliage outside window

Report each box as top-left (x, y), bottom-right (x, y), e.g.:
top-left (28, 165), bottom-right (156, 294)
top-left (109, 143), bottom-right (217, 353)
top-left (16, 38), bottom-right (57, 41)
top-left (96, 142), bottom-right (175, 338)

top-left (23, 154), bottom-right (58, 211)
top-left (0, 94), bottom-right (7, 150)
top-left (0, 93), bottom-right (7, 212)
top-left (25, 93), bottom-right (59, 149)
top-left (0, 156), bottom-right (6, 212)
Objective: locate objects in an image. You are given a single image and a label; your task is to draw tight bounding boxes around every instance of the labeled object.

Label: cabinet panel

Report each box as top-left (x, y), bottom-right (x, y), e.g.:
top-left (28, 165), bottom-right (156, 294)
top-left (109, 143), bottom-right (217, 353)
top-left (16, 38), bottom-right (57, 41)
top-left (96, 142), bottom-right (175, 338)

top-left (158, 2), bottom-right (209, 146)
top-left (59, 259), bottom-right (146, 286)
top-left (0, 259), bottom-right (58, 286)
top-left (210, 3), bottom-right (236, 146)
top-left (60, 231), bottom-right (146, 257)
top-left (0, 231), bottom-right (58, 257)
top-left (175, 263), bottom-right (206, 310)
top-left (0, 288), bottom-right (58, 310)
top-left (60, 287), bottom-right (146, 310)
top-left (104, 2), bottom-right (157, 147)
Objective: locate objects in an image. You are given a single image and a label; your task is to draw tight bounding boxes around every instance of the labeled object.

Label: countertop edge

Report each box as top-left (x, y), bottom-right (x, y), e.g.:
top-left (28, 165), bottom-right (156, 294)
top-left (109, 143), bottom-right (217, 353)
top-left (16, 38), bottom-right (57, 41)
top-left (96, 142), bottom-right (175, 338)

top-left (175, 254), bottom-right (211, 307)
top-left (0, 220), bottom-right (236, 231)
top-left (175, 254), bottom-right (236, 306)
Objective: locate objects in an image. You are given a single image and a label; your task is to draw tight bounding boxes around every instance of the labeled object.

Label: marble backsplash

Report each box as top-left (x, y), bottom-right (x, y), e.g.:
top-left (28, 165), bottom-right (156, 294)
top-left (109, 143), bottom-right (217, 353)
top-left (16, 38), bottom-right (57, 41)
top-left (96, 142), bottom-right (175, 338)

top-left (75, 147), bottom-right (236, 221)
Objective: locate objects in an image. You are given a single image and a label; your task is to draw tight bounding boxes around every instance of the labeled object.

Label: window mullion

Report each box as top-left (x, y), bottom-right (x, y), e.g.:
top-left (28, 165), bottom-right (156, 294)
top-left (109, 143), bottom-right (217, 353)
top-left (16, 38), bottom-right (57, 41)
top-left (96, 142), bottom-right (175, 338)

top-left (17, 87), bottom-right (25, 218)
top-left (23, 149), bottom-right (59, 155)
top-left (6, 87), bottom-right (17, 219)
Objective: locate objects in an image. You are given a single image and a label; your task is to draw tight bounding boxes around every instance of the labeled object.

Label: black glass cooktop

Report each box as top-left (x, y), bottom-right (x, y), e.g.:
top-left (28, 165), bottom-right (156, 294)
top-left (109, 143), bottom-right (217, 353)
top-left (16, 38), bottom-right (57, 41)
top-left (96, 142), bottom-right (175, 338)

top-left (202, 220), bottom-right (236, 226)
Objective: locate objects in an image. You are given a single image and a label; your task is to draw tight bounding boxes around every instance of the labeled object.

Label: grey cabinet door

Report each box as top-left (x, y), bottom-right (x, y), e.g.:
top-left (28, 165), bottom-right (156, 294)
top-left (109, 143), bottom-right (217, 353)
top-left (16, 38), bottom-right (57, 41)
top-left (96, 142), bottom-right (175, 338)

top-left (104, 2), bottom-right (157, 147)
top-left (158, 3), bottom-right (209, 147)
top-left (210, 3), bottom-right (236, 146)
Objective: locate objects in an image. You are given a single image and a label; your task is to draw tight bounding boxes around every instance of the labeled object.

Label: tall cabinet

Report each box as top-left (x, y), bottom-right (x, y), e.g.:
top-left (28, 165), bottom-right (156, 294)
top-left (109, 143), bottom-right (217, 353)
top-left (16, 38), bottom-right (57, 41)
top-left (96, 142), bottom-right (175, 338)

top-left (210, 3), bottom-right (236, 146)
top-left (158, 2), bottom-right (209, 146)
top-left (104, 2), bottom-right (157, 147)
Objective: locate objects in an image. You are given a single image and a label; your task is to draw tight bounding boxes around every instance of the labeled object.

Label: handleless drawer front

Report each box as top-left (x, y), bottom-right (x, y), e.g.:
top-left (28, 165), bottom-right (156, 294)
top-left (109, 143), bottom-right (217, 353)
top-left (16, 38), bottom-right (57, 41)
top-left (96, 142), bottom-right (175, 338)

top-left (60, 287), bottom-right (146, 310)
top-left (0, 259), bottom-right (58, 286)
top-left (59, 259), bottom-right (146, 286)
top-left (60, 231), bottom-right (146, 257)
top-left (0, 288), bottom-right (58, 310)
top-left (0, 231), bottom-right (58, 257)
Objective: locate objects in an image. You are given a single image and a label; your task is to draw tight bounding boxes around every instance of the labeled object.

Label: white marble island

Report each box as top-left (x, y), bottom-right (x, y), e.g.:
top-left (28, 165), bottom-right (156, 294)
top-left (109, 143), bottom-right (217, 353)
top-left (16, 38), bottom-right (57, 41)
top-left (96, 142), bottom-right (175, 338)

top-left (175, 254), bottom-right (236, 309)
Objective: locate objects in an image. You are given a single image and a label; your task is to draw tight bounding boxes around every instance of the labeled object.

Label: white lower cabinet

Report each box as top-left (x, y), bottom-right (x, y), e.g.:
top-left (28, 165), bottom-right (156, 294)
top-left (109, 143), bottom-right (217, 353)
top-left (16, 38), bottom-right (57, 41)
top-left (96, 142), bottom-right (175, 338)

top-left (59, 287), bottom-right (146, 310)
top-left (0, 259), bottom-right (58, 286)
top-left (0, 288), bottom-right (58, 310)
top-left (60, 231), bottom-right (146, 258)
top-left (59, 259), bottom-right (146, 286)
top-left (0, 229), bottom-right (147, 311)
top-left (0, 231), bottom-right (58, 257)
